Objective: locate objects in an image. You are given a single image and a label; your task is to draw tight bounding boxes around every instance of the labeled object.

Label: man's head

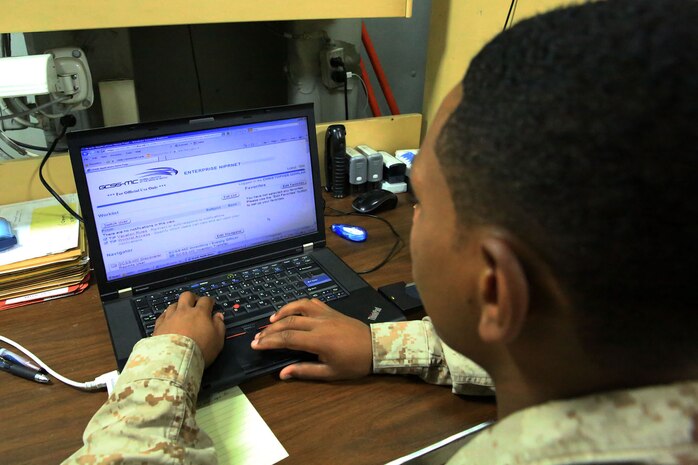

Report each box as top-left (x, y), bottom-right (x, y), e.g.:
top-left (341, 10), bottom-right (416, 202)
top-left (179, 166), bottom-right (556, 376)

top-left (411, 0), bottom-right (698, 380)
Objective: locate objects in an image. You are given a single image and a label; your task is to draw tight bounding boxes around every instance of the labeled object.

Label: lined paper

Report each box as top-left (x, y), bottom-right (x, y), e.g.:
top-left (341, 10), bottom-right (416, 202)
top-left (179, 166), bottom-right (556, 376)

top-left (197, 386), bottom-right (288, 465)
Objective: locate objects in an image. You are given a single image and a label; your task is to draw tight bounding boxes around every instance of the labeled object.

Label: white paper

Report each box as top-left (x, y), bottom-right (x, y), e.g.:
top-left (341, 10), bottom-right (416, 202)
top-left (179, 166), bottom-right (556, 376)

top-left (0, 195), bottom-right (80, 266)
top-left (197, 386), bottom-right (288, 465)
top-left (5, 286), bottom-right (70, 304)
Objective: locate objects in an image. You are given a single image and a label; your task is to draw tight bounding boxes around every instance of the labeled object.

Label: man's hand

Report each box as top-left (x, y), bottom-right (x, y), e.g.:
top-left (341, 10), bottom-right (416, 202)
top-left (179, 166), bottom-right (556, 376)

top-left (251, 298), bottom-right (373, 381)
top-left (153, 291), bottom-right (225, 367)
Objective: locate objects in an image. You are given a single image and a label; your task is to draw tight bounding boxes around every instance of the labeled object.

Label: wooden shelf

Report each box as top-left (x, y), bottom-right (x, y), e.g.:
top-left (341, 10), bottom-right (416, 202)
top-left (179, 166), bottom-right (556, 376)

top-left (0, 113), bottom-right (422, 204)
top-left (3, 0), bottom-right (412, 33)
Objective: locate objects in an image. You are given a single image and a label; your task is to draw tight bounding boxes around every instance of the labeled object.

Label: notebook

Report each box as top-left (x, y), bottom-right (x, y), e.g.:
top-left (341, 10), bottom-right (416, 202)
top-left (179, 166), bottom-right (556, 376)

top-left (67, 103), bottom-right (405, 399)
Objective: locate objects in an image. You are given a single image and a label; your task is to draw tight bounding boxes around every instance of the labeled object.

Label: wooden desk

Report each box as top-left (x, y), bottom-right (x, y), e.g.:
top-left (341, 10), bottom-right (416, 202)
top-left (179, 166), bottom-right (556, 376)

top-left (0, 193), bottom-right (496, 465)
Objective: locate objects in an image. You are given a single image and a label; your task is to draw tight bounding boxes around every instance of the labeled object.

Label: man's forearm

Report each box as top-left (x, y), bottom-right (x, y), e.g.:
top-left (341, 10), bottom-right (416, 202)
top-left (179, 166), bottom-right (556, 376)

top-left (62, 335), bottom-right (217, 465)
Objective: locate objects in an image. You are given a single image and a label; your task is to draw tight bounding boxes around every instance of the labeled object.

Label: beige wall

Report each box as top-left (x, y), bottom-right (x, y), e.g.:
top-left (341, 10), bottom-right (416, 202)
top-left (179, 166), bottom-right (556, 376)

top-left (422, 0), bottom-right (575, 134)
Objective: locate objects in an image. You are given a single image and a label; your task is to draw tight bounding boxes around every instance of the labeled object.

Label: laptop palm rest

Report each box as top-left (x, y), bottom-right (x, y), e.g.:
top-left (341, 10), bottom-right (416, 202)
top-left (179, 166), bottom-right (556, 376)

top-left (200, 330), bottom-right (315, 400)
top-left (200, 344), bottom-right (246, 398)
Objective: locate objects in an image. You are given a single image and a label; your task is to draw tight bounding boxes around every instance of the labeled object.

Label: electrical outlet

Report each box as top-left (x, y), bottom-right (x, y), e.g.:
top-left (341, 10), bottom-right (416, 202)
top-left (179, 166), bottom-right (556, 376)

top-left (320, 46), bottom-right (345, 89)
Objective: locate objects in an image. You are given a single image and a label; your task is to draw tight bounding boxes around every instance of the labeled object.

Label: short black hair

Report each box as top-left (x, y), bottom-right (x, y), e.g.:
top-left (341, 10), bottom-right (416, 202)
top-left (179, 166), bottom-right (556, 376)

top-left (437, 0), bottom-right (697, 367)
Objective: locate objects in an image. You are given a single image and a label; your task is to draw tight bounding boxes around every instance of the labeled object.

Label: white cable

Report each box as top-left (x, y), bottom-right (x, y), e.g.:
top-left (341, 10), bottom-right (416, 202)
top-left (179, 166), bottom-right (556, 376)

top-left (349, 72), bottom-right (370, 117)
top-left (0, 98), bottom-right (37, 128)
top-left (0, 335), bottom-right (114, 391)
top-left (35, 100), bottom-right (80, 119)
top-left (0, 96), bottom-right (70, 122)
top-left (0, 130), bottom-right (29, 157)
top-left (0, 123), bottom-right (43, 158)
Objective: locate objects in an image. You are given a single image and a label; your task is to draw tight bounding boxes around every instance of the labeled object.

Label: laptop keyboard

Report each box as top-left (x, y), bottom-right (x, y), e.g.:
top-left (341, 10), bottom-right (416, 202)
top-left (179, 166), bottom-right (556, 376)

top-left (132, 255), bottom-right (347, 338)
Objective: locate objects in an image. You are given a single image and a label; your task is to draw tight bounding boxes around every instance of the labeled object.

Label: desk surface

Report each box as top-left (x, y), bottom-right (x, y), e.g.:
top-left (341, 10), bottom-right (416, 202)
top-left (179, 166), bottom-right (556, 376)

top-left (0, 193), bottom-right (496, 465)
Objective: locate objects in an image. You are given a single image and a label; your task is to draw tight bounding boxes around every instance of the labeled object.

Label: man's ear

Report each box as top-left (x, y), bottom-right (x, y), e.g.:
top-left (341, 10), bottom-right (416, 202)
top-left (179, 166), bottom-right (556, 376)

top-left (477, 237), bottom-right (529, 344)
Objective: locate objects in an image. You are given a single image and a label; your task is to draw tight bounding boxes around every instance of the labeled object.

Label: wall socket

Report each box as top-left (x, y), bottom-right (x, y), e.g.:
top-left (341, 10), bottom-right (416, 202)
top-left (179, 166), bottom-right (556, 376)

top-left (320, 46), bottom-right (344, 89)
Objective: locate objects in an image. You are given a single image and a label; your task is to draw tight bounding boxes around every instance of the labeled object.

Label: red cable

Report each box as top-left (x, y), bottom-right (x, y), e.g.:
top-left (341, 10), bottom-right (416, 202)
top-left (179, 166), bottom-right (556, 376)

top-left (360, 57), bottom-right (382, 117)
top-left (361, 21), bottom-right (400, 115)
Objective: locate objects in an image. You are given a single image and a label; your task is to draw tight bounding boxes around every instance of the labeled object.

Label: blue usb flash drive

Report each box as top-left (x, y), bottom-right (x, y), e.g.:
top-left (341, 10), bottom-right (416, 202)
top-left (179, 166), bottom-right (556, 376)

top-left (331, 224), bottom-right (368, 242)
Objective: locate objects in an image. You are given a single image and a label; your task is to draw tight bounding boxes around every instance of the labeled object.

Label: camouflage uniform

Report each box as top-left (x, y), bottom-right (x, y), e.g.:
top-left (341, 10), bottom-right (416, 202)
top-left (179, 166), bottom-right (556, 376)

top-left (64, 319), bottom-right (698, 464)
top-left (371, 317), bottom-right (495, 396)
top-left (372, 317), bottom-right (698, 464)
top-left (62, 334), bottom-right (217, 465)
top-left (449, 380), bottom-right (698, 464)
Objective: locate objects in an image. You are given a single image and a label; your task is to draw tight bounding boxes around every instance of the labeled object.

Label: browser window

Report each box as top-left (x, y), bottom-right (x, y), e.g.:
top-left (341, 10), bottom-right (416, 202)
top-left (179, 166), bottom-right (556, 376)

top-left (80, 118), bottom-right (318, 281)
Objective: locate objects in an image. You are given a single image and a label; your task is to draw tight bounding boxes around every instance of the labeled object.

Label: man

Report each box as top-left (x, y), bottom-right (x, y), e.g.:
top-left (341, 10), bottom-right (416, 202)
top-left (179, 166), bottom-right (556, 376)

top-left (64, 0), bottom-right (698, 463)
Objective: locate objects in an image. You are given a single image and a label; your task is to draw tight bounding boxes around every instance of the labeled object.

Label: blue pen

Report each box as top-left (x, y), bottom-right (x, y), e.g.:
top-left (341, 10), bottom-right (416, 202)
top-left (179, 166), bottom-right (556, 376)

top-left (0, 347), bottom-right (42, 371)
top-left (0, 357), bottom-right (50, 384)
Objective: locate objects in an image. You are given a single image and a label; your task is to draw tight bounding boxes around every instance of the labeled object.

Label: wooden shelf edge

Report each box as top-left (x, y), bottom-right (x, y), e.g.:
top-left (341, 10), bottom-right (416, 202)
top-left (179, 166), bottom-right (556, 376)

top-left (3, 1), bottom-right (413, 34)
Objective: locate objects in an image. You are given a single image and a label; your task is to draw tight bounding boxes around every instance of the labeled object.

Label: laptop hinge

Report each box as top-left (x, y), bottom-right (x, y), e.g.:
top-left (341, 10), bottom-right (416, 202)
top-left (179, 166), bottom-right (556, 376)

top-left (118, 287), bottom-right (133, 298)
top-left (303, 242), bottom-right (314, 253)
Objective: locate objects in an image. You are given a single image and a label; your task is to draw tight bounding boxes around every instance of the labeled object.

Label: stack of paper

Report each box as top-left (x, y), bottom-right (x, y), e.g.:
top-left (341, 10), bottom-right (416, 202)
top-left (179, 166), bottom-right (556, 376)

top-left (0, 195), bottom-right (90, 310)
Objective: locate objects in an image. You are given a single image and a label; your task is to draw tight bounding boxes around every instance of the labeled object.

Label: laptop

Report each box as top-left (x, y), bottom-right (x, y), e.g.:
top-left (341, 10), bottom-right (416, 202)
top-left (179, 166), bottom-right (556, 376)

top-left (67, 103), bottom-right (405, 399)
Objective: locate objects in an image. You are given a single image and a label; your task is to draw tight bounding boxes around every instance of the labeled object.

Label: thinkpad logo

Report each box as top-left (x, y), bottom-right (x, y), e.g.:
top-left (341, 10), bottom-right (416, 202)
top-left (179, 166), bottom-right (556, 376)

top-left (368, 306), bottom-right (382, 321)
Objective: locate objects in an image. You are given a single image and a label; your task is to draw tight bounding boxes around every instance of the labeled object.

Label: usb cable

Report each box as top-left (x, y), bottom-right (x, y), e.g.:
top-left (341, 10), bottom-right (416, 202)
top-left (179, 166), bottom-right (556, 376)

top-left (0, 335), bottom-right (119, 393)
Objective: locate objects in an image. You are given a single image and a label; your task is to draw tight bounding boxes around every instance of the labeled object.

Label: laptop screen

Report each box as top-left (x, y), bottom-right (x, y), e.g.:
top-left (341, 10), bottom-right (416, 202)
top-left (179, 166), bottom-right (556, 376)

top-left (79, 117), bottom-right (318, 282)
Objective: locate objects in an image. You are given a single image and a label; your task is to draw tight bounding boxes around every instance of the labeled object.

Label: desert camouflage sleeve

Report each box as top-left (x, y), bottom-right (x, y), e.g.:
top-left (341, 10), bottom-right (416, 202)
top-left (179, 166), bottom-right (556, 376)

top-left (371, 317), bottom-right (494, 395)
top-left (62, 334), bottom-right (216, 465)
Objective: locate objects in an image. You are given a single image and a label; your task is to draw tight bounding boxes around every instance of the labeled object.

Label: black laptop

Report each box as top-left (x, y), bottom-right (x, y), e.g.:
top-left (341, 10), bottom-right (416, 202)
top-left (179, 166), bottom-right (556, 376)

top-left (67, 103), bottom-right (404, 398)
